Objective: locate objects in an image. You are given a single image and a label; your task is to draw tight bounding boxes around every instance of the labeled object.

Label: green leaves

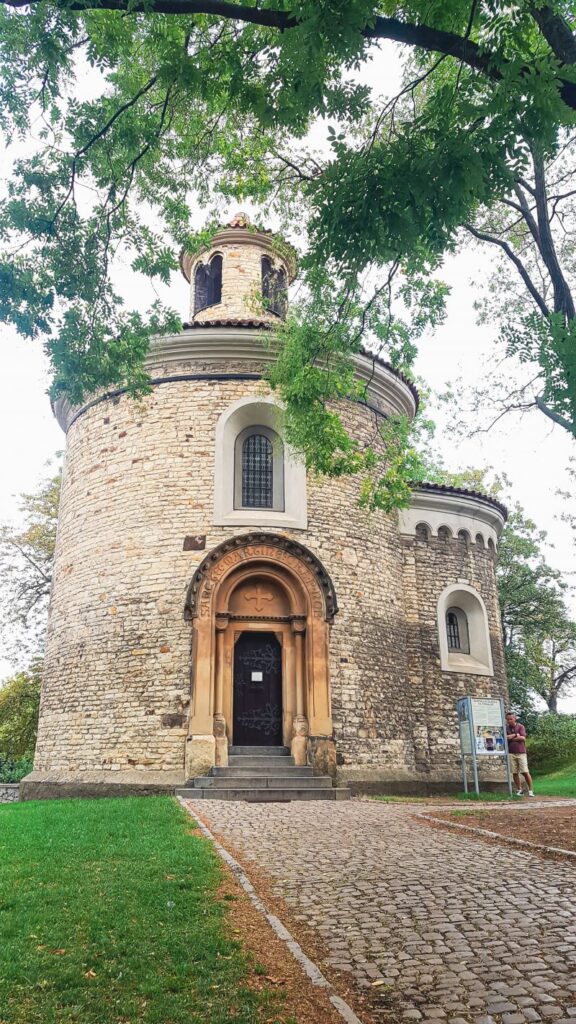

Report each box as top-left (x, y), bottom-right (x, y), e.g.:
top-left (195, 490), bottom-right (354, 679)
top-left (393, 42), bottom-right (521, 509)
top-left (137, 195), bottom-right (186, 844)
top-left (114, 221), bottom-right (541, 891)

top-left (2, 0), bottom-right (576, 466)
top-left (264, 263), bottom-right (443, 509)
top-left (497, 503), bottom-right (576, 715)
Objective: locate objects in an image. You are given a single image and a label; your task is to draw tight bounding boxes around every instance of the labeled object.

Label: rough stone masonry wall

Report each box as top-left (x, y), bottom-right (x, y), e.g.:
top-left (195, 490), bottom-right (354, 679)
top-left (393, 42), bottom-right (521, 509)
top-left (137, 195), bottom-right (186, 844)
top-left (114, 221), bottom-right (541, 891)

top-left (33, 365), bottom-right (422, 787)
top-left (0, 785), bottom-right (19, 803)
top-left (401, 531), bottom-right (507, 785)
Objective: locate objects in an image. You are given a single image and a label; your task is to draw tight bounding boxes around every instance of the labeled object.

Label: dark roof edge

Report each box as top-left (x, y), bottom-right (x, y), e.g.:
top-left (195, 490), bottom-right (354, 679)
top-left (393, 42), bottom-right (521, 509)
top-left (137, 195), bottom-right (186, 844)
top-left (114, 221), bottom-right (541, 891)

top-left (182, 318), bottom-right (274, 330)
top-left (358, 348), bottom-right (420, 411)
top-left (415, 482), bottom-right (508, 520)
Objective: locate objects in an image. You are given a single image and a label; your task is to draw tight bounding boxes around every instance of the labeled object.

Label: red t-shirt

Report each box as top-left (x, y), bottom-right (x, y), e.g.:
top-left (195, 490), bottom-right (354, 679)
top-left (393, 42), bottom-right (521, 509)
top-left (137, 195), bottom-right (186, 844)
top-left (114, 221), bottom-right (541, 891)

top-left (507, 723), bottom-right (526, 754)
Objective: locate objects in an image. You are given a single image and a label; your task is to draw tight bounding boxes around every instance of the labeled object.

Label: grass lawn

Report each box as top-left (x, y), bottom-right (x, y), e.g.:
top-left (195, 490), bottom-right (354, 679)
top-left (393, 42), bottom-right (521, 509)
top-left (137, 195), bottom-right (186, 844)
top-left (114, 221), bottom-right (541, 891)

top-left (534, 762), bottom-right (576, 797)
top-left (0, 796), bottom-right (288, 1024)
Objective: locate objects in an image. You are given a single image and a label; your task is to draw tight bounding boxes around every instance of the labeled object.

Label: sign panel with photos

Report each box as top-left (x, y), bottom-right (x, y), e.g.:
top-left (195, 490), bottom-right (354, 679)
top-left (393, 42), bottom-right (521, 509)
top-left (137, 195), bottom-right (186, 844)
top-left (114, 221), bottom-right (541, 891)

top-left (456, 695), bottom-right (512, 796)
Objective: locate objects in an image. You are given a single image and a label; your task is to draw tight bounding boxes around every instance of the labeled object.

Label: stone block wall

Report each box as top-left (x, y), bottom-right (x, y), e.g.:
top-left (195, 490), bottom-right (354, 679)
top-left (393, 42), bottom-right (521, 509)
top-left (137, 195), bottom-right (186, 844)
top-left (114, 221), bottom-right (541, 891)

top-left (33, 337), bottom-right (507, 794)
top-left (398, 530), bottom-right (507, 786)
top-left (0, 784), bottom-right (19, 803)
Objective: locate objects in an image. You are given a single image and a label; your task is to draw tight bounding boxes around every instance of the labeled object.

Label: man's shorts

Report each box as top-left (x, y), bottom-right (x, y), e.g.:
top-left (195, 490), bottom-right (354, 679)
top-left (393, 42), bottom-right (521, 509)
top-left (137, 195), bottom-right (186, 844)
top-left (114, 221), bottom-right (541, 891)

top-left (509, 752), bottom-right (529, 774)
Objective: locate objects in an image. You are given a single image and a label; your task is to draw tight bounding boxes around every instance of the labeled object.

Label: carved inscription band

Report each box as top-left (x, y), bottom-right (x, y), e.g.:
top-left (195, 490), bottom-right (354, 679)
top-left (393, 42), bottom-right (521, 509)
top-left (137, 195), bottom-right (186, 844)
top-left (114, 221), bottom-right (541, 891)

top-left (185, 533), bottom-right (338, 622)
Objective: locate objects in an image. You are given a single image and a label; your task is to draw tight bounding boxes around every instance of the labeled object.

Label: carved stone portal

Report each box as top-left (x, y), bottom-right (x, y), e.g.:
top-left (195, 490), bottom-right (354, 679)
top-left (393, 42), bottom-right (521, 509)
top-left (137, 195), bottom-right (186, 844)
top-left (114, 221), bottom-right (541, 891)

top-left (185, 534), bottom-right (337, 779)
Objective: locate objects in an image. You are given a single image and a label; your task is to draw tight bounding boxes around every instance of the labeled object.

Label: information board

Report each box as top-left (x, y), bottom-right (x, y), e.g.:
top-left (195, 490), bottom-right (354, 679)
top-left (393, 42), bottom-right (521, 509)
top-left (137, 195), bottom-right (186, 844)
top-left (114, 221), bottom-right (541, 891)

top-left (470, 698), bottom-right (506, 756)
top-left (456, 695), bottom-right (512, 796)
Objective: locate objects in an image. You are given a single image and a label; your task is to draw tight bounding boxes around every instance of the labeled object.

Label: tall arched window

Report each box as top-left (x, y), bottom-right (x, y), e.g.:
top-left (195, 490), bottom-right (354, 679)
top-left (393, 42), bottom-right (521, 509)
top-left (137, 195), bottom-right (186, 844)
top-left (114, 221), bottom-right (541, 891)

top-left (234, 425), bottom-right (284, 511)
top-left (242, 433), bottom-right (273, 508)
top-left (446, 607), bottom-right (470, 654)
top-left (194, 253), bottom-right (222, 314)
top-left (214, 398), bottom-right (306, 529)
top-left (261, 256), bottom-right (287, 318)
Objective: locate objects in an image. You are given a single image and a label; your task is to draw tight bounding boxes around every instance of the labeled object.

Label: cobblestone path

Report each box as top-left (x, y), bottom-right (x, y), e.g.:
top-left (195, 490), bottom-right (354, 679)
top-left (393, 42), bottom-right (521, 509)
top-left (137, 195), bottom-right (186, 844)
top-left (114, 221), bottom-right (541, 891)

top-left (188, 799), bottom-right (576, 1024)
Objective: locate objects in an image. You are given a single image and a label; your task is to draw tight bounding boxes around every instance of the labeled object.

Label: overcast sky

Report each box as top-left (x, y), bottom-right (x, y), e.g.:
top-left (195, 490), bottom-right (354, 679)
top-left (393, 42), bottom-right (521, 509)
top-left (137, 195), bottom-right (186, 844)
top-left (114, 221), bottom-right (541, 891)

top-left (1, 40), bottom-right (575, 711)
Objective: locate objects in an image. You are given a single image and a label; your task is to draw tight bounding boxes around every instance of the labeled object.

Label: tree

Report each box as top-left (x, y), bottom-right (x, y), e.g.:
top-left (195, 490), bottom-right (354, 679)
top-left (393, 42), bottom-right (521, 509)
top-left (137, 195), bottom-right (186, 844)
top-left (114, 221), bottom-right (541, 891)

top-left (0, 468), bottom-right (61, 665)
top-left (0, 664), bottom-right (41, 760)
top-left (497, 502), bottom-right (576, 714)
top-left (521, 618), bottom-right (576, 713)
top-left (460, 137), bottom-right (576, 436)
top-left (2, 0), bottom-right (576, 498)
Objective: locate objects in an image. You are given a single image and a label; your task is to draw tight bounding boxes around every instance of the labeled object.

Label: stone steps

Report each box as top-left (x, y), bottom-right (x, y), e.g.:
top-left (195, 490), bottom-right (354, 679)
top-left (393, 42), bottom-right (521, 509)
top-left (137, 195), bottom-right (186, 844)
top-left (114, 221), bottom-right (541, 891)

top-left (212, 765), bottom-right (313, 778)
top-left (192, 774), bottom-right (333, 789)
top-left (178, 745), bottom-right (350, 802)
top-left (227, 754), bottom-right (295, 767)
top-left (177, 786), bottom-right (350, 801)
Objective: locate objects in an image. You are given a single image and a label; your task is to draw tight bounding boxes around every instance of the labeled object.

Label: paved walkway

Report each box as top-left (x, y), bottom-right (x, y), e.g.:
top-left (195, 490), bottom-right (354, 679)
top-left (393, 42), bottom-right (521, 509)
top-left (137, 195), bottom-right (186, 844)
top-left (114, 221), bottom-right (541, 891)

top-left (187, 799), bottom-right (576, 1024)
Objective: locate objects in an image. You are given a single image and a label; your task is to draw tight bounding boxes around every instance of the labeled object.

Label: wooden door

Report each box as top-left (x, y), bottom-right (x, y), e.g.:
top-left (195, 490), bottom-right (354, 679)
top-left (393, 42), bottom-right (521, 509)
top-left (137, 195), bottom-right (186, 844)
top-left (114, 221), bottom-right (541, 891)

top-left (233, 631), bottom-right (282, 746)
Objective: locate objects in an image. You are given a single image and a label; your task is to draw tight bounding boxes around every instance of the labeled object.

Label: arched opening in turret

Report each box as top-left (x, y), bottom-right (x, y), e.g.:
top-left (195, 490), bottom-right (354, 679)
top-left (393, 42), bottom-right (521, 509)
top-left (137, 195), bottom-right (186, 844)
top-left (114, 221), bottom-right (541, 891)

top-left (261, 256), bottom-right (287, 318)
top-left (194, 253), bottom-right (222, 314)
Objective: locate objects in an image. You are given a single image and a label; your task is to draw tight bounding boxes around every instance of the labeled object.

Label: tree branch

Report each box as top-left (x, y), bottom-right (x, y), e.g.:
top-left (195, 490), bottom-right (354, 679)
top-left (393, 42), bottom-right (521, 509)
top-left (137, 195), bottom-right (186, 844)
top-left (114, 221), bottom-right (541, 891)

top-left (553, 662), bottom-right (576, 689)
top-left (535, 395), bottom-right (576, 434)
top-left (4, 0), bottom-right (576, 111)
top-left (529, 4), bottom-right (576, 65)
top-left (463, 222), bottom-right (550, 316)
top-left (532, 149), bottom-right (576, 319)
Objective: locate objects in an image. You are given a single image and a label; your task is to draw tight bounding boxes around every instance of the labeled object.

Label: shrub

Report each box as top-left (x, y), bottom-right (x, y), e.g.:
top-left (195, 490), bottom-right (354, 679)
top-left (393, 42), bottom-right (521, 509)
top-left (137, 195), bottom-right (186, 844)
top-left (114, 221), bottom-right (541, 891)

top-left (526, 714), bottom-right (576, 772)
top-left (0, 664), bottom-right (41, 759)
top-left (0, 756), bottom-right (33, 782)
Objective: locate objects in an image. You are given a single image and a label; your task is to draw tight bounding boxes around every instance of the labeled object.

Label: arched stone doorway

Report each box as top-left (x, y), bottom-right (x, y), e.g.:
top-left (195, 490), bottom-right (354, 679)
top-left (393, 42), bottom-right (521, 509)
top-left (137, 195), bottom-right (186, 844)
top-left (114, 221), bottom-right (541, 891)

top-left (184, 534), bottom-right (338, 779)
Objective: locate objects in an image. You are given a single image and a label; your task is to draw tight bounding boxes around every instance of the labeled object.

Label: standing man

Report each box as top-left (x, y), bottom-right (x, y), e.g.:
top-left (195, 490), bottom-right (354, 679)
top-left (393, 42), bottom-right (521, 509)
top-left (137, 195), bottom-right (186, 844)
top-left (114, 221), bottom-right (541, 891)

top-left (506, 712), bottom-right (534, 797)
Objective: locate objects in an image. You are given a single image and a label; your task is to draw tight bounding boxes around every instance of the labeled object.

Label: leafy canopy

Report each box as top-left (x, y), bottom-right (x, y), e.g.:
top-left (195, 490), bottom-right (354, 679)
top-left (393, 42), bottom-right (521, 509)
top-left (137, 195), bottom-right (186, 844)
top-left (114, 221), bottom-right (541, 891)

top-left (497, 501), bottom-right (576, 715)
top-left (2, 0), bottom-right (576, 494)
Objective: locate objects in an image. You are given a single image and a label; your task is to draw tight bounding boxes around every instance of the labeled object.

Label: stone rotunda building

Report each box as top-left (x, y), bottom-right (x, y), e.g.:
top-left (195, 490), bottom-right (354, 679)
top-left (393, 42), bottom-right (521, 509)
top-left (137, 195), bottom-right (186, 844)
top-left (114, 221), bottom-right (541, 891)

top-left (24, 214), bottom-right (508, 800)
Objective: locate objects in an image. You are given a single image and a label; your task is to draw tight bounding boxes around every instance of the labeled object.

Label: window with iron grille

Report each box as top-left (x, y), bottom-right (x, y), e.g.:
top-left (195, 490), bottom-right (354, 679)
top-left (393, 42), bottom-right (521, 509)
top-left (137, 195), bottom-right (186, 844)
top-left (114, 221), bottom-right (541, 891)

top-left (446, 611), bottom-right (461, 650)
top-left (445, 607), bottom-right (470, 654)
top-left (242, 433), bottom-right (273, 508)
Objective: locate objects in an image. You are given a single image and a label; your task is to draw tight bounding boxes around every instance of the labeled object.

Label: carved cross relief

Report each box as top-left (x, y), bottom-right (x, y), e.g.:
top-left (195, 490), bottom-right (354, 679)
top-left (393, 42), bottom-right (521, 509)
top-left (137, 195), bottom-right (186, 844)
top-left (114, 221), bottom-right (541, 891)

top-left (243, 586), bottom-right (274, 613)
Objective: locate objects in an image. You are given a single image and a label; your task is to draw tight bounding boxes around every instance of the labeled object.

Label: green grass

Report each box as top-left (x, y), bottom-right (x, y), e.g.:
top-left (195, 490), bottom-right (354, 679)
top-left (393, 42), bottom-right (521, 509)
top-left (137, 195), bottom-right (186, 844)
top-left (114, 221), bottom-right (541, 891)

top-left (0, 796), bottom-right (288, 1024)
top-left (534, 762), bottom-right (576, 797)
top-left (369, 795), bottom-right (427, 803)
top-left (454, 791), bottom-right (520, 802)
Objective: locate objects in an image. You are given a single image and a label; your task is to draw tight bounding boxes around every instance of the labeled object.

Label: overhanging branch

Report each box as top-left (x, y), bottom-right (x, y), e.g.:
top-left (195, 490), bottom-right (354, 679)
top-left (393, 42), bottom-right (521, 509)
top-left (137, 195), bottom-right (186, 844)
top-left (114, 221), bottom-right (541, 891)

top-left (463, 222), bottom-right (550, 317)
top-left (3, 0), bottom-right (576, 111)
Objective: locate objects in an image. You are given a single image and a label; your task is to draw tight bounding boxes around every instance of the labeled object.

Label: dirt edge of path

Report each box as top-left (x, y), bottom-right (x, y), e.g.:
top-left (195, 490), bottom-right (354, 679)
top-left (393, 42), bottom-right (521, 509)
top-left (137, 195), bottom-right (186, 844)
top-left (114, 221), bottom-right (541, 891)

top-left (418, 811), bottom-right (576, 862)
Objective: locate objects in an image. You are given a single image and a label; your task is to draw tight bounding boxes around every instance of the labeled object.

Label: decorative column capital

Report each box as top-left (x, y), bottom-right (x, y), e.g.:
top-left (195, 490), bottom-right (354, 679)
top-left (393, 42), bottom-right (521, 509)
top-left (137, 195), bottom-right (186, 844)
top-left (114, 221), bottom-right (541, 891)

top-left (215, 613), bottom-right (230, 632)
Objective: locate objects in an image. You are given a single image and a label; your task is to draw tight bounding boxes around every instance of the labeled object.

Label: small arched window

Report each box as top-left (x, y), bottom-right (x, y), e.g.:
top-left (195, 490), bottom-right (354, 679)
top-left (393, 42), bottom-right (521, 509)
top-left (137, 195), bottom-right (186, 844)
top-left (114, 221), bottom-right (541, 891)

top-left (415, 522), bottom-right (431, 542)
top-left (446, 607), bottom-right (470, 654)
top-left (261, 256), bottom-right (287, 318)
top-left (234, 426), bottom-right (284, 511)
top-left (194, 253), bottom-right (222, 314)
top-left (437, 584), bottom-right (493, 675)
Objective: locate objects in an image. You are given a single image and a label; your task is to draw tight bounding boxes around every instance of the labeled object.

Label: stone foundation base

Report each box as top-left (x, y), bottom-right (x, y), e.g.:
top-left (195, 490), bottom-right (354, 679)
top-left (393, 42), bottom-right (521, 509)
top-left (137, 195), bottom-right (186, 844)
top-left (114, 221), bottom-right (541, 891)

top-left (337, 766), bottom-right (508, 797)
top-left (19, 770), bottom-right (184, 801)
top-left (0, 784), bottom-right (19, 803)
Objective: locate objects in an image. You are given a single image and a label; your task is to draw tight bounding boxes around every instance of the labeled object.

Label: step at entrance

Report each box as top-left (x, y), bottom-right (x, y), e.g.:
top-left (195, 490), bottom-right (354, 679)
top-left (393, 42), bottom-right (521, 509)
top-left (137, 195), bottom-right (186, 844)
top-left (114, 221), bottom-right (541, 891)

top-left (176, 745), bottom-right (350, 802)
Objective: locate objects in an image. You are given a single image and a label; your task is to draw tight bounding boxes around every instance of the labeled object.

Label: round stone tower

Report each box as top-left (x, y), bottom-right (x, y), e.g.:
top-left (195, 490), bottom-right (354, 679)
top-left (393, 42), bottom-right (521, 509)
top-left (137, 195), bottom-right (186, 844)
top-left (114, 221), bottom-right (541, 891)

top-left (24, 214), bottom-right (508, 800)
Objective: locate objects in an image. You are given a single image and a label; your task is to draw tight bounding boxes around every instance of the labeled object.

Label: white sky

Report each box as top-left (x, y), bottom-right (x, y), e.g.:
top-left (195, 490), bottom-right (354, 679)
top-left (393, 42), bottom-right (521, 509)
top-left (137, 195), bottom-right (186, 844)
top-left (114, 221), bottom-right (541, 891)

top-left (1, 40), bottom-right (575, 710)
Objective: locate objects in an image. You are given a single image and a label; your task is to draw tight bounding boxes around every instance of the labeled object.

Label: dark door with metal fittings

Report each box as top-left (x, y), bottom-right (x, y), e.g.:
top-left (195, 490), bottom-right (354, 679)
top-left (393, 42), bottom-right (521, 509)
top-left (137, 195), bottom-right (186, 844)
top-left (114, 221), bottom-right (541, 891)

top-left (233, 631), bottom-right (283, 746)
